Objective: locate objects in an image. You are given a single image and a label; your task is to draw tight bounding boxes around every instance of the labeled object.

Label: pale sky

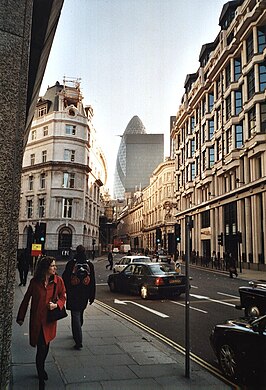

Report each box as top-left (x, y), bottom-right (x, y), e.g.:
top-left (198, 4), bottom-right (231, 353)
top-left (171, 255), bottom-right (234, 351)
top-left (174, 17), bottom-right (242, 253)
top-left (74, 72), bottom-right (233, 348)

top-left (41, 0), bottom-right (226, 194)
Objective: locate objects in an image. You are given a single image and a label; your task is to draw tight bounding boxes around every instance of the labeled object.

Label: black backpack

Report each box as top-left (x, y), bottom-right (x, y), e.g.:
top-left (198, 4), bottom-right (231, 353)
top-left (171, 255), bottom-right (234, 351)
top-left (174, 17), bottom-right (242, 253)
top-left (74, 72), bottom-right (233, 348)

top-left (71, 260), bottom-right (91, 286)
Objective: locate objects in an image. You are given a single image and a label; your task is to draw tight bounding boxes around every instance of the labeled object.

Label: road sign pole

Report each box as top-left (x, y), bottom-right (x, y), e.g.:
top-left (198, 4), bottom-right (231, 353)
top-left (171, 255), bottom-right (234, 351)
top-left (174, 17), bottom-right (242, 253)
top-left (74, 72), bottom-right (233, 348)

top-left (185, 215), bottom-right (192, 379)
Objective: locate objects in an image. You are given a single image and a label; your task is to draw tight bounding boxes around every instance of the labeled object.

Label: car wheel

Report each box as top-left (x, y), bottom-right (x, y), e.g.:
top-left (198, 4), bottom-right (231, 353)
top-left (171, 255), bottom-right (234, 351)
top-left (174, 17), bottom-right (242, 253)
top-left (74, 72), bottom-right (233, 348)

top-left (140, 285), bottom-right (149, 299)
top-left (109, 280), bottom-right (116, 292)
top-left (218, 343), bottom-right (239, 380)
top-left (245, 305), bottom-right (260, 317)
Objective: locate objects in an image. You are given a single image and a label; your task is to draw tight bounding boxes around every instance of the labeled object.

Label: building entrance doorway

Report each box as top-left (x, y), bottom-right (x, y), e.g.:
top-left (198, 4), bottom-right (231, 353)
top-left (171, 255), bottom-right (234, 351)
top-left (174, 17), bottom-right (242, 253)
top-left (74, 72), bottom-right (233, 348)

top-left (58, 227), bottom-right (72, 257)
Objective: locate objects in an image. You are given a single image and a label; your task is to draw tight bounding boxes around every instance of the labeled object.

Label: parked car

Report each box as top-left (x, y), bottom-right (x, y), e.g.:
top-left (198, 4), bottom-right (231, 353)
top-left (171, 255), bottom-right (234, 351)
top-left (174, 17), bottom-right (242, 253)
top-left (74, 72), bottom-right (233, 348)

top-left (112, 247), bottom-right (119, 253)
top-left (210, 315), bottom-right (266, 384)
top-left (108, 262), bottom-right (187, 299)
top-left (235, 280), bottom-right (266, 317)
top-left (113, 255), bottom-right (151, 273)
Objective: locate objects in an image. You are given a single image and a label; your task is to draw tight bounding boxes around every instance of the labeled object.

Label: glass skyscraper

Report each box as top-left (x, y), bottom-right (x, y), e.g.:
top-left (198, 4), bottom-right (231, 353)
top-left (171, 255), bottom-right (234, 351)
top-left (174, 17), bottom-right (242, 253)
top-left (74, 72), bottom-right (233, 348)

top-left (113, 115), bottom-right (164, 199)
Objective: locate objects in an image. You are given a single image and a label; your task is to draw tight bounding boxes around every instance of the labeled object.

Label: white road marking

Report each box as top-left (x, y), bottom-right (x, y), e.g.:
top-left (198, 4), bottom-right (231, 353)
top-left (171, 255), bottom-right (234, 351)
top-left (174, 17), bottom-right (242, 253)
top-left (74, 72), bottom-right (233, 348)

top-left (170, 301), bottom-right (208, 314)
top-left (190, 294), bottom-right (235, 307)
top-left (217, 292), bottom-right (239, 299)
top-left (114, 299), bottom-right (169, 318)
top-left (191, 285), bottom-right (198, 289)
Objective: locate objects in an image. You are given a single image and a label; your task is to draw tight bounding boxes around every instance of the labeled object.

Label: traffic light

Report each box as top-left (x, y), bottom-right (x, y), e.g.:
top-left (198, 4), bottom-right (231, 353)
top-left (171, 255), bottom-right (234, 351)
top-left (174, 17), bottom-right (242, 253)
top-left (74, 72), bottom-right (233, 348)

top-left (174, 223), bottom-right (181, 243)
top-left (218, 233), bottom-right (223, 246)
top-left (35, 222), bottom-right (46, 245)
top-left (156, 227), bottom-right (162, 243)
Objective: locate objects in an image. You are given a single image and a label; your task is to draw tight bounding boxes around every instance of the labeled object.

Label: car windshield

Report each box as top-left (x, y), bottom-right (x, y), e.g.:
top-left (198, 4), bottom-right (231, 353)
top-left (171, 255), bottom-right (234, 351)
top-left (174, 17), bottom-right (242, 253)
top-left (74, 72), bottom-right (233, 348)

top-left (149, 263), bottom-right (176, 275)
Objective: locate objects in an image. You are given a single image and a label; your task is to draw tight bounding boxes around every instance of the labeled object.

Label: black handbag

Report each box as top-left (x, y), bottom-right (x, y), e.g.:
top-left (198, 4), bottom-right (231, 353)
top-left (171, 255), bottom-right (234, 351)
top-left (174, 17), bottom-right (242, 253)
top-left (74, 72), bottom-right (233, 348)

top-left (47, 282), bottom-right (68, 323)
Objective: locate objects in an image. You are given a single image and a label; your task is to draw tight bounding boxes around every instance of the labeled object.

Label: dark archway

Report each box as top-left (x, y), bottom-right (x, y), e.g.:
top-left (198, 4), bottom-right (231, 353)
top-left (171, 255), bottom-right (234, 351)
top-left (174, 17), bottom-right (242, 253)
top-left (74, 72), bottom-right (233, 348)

top-left (58, 227), bottom-right (72, 258)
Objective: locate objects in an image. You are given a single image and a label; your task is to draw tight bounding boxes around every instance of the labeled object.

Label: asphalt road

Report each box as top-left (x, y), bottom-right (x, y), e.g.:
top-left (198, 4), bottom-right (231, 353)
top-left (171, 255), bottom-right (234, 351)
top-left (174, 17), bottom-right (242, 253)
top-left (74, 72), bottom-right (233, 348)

top-left (93, 258), bottom-right (247, 367)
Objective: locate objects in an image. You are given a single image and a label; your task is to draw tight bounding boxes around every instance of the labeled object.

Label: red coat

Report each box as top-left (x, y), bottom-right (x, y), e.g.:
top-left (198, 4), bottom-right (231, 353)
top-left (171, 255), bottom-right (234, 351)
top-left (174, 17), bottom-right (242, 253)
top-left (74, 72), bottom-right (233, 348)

top-left (17, 275), bottom-right (66, 347)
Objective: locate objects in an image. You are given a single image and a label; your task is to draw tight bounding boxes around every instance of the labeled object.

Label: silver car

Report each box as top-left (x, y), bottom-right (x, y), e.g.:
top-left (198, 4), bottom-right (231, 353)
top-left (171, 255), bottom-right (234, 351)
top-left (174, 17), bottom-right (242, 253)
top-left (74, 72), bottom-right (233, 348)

top-left (113, 255), bottom-right (151, 273)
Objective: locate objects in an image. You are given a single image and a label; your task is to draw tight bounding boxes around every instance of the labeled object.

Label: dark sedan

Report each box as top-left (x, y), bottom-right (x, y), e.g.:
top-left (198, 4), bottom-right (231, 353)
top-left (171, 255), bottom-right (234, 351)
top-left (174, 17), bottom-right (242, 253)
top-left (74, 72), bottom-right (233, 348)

top-left (236, 280), bottom-right (266, 317)
top-left (210, 315), bottom-right (266, 384)
top-left (107, 262), bottom-right (187, 299)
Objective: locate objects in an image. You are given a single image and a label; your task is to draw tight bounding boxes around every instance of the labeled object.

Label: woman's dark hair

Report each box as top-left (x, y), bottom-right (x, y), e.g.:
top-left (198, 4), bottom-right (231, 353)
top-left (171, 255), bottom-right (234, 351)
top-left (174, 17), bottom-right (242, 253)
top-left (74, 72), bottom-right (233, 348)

top-left (34, 256), bottom-right (55, 282)
top-left (76, 245), bottom-right (86, 263)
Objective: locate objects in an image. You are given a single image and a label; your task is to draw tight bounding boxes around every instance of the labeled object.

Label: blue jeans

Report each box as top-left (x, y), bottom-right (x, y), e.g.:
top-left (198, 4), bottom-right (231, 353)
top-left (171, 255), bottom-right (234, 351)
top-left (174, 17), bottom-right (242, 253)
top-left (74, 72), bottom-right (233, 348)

top-left (71, 310), bottom-right (84, 346)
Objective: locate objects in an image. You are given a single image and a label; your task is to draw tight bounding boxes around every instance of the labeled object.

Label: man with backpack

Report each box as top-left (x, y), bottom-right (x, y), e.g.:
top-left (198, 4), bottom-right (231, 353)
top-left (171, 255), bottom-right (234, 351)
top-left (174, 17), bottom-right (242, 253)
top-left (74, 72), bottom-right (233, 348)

top-left (62, 245), bottom-right (96, 350)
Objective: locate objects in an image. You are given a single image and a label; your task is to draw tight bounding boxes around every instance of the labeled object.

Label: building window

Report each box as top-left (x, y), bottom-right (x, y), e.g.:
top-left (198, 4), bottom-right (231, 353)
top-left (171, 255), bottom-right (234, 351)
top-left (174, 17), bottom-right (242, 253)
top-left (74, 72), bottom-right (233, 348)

top-left (42, 150), bottom-right (47, 163)
top-left (247, 68), bottom-right (255, 99)
top-left (64, 149), bottom-right (75, 162)
top-left (225, 63), bottom-right (231, 88)
top-left (259, 62), bottom-right (266, 92)
top-left (260, 103), bottom-right (266, 133)
top-left (29, 175), bottom-right (33, 191)
top-left (225, 128), bottom-right (232, 154)
top-left (248, 106), bottom-right (256, 137)
top-left (235, 123), bottom-right (243, 148)
top-left (38, 198), bottom-right (45, 218)
top-left (208, 119), bottom-right (214, 139)
top-left (43, 126), bottom-right (48, 136)
top-left (195, 132), bottom-right (199, 150)
top-left (208, 92), bottom-right (214, 112)
top-left (31, 130), bottom-right (36, 140)
top-left (63, 198), bottom-right (73, 218)
top-left (234, 57), bottom-right (241, 81)
top-left (30, 154), bottom-right (35, 166)
top-left (27, 199), bottom-right (33, 219)
top-left (63, 172), bottom-right (75, 188)
top-left (190, 116), bottom-right (195, 133)
top-left (246, 32), bottom-right (254, 62)
top-left (65, 124), bottom-right (76, 135)
top-left (191, 162), bottom-right (195, 181)
top-left (191, 139), bottom-right (195, 156)
top-left (40, 173), bottom-right (46, 189)
top-left (235, 89), bottom-right (242, 115)
top-left (257, 26), bottom-right (266, 53)
top-left (225, 94), bottom-right (232, 120)
top-left (209, 147), bottom-right (215, 167)
top-left (38, 105), bottom-right (47, 117)
top-left (201, 210), bottom-right (210, 228)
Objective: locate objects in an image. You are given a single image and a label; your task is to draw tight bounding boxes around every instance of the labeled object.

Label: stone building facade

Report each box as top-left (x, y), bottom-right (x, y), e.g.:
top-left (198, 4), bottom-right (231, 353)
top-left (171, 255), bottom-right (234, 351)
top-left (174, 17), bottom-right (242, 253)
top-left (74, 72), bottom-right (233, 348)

top-left (171, 0), bottom-right (266, 270)
top-left (0, 1), bottom-right (64, 387)
top-left (116, 158), bottom-right (177, 254)
top-left (18, 80), bottom-right (107, 259)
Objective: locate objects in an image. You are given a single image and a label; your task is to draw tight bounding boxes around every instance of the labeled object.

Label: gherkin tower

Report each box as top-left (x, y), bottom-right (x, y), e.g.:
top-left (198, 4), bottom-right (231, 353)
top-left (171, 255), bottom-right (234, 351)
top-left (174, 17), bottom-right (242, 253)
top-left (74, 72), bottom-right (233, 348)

top-left (113, 115), bottom-right (164, 199)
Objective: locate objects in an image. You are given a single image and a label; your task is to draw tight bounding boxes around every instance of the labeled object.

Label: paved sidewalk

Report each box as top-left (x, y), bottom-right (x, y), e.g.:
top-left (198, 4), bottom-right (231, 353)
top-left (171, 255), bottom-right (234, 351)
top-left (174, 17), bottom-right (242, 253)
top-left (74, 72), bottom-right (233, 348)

top-left (11, 279), bottom-right (233, 390)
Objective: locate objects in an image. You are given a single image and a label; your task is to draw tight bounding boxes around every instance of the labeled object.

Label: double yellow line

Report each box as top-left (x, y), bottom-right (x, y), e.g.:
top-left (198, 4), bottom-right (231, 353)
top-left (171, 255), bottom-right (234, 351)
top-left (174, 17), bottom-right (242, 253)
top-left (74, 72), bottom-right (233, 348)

top-left (95, 299), bottom-right (239, 389)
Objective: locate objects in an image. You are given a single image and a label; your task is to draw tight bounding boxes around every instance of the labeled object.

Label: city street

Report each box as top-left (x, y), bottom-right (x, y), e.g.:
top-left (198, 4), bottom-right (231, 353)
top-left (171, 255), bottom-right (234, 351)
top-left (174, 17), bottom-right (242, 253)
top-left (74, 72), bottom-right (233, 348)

top-left (59, 256), bottom-right (249, 385)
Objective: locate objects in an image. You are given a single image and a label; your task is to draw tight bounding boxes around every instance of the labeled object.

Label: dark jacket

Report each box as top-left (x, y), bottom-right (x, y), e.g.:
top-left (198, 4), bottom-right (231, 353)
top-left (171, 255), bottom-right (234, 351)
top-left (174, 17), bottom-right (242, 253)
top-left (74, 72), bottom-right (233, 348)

top-left (17, 275), bottom-right (66, 346)
top-left (62, 259), bottom-right (96, 311)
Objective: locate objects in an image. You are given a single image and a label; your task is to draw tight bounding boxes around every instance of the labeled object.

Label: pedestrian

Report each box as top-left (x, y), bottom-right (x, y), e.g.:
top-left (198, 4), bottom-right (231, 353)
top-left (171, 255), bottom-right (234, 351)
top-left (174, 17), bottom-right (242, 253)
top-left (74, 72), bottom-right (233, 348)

top-left (62, 244), bottom-right (95, 350)
top-left (16, 256), bottom-right (66, 390)
top-left (228, 253), bottom-right (238, 278)
top-left (17, 248), bottom-right (30, 286)
top-left (106, 251), bottom-right (113, 270)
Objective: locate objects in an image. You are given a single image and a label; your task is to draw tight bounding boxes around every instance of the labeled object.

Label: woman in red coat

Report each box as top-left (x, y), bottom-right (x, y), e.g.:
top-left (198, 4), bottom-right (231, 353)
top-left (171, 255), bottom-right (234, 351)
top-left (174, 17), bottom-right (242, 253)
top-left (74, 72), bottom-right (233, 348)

top-left (17, 256), bottom-right (66, 390)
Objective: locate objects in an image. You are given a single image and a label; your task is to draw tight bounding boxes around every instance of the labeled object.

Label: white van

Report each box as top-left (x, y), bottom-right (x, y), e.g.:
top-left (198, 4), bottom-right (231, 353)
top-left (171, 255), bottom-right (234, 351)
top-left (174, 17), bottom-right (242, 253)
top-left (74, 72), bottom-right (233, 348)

top-left (120, 244), bottom-right (131, 253)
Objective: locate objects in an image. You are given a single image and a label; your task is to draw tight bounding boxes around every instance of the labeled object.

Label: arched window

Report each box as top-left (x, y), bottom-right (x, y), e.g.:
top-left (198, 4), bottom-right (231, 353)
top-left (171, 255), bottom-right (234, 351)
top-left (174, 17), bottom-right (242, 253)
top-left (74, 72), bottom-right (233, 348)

top-left (58, 227), bottom-right (72, 251)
